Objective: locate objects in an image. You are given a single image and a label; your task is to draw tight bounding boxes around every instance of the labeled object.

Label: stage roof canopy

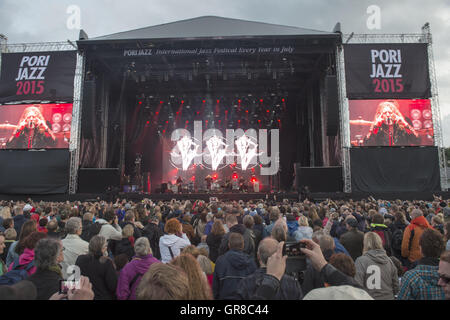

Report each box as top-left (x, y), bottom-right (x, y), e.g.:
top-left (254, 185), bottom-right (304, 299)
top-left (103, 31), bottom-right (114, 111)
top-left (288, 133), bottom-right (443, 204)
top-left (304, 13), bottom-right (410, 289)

top-left (79, 16), bottom-right (340, 44)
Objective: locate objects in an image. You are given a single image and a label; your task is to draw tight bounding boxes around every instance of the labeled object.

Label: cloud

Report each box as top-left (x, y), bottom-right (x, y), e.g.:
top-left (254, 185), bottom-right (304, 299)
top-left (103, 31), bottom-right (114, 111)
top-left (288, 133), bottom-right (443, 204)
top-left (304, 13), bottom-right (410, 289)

top-left (441, 114), bottom-right (450, 147)
top-left (0, 0), bottom-right (449, 120)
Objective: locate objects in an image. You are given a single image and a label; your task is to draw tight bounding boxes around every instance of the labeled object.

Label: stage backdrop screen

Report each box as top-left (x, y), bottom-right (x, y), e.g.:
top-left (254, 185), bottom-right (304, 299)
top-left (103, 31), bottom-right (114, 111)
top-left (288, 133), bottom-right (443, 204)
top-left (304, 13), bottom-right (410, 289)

top-left (349, 99), bottom-right (433, 147)
top-left (344, 44), bottom-right (431, 99)
top-left (0, 103), bottom-right (73, 149)
top-left (0, 51), bottom-right (77, 103)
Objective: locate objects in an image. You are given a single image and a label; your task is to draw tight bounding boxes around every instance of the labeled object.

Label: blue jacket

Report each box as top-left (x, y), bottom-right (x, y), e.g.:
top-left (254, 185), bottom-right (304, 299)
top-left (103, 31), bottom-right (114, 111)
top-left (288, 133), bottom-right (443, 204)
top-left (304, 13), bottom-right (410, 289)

top-left (263, 222), bottom-right (276, 238)
top-left (330, 220), bottom-right (347, 239)
top-left (286, 221), bottom-right (298, 236)
top-left (204, 220), bottom-right (214, 236)
top-left (333, 238), bottom-right (351, 257)
top-left (213, 249), bottom-right (257, 300)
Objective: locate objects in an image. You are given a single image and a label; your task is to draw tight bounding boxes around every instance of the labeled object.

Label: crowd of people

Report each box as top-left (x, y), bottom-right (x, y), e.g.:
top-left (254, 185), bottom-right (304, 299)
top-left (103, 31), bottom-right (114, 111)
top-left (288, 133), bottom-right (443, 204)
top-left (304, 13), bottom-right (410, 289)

top-left (0, 196), bottom-right (449, 300)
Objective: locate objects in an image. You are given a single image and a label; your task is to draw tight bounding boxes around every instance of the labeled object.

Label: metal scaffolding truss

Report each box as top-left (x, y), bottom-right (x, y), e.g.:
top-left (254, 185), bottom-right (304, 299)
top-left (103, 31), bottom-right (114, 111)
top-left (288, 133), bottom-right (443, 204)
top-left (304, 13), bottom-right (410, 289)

top-left (338, 26), bottom-right (447, 192)
top-left (69, 52), bottom-right (85, 194)
top-left (342, 33), bottom-right (427, 44)
top-left (421, 24), bottom-right (448, 190)
top-left (336, 44), bottom-right (352, 193)
top-left (1, 41), bottom-right (76, 53)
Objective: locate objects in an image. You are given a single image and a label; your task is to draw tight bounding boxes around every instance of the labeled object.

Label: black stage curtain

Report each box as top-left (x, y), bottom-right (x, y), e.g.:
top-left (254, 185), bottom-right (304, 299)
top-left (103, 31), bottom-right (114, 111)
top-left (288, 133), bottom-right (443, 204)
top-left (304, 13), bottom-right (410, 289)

top-left (0, 150), bottom-right (69, 194)
top-left (350, 147), bottom-right (440, 193)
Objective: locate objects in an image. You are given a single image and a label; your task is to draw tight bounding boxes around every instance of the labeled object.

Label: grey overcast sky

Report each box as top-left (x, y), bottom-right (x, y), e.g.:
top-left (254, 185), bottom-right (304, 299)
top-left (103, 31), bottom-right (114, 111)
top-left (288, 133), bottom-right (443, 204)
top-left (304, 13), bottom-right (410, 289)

top-left (1, 0), bottom-right (449, 145)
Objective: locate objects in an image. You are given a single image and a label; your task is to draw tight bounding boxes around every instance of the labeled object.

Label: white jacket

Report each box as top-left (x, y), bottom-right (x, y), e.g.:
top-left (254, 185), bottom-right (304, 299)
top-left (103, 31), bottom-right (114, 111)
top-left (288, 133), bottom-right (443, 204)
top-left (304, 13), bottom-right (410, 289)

top-left (159, 233), bottom-right (191, 263)
top-left (99, 223), bottom-right (122, 241)
top-left (61, 234), bottom-right (89, 278)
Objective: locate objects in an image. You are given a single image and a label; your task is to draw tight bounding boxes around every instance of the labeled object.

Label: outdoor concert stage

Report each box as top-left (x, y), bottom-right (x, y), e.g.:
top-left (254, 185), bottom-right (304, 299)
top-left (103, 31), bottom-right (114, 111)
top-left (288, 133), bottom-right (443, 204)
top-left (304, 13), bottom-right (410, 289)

top-left (0, 17), bottom-right (447, 197)
top-left (74, 16), bottom-right (344, 196)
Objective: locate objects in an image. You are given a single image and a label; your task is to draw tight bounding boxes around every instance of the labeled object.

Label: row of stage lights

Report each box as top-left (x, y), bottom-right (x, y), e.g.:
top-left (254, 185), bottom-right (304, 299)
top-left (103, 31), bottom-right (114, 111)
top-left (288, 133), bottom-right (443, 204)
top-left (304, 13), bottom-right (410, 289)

top-left (125, 59), bottom-right (296, 83)
top-left (135, 95), bottom-right (287, 132)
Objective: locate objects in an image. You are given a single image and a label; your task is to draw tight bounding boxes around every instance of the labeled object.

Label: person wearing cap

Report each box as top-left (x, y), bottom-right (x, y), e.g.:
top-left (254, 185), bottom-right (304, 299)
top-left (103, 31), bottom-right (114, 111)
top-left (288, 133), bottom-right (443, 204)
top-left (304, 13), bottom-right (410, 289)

top-left (339, 217), bottom-right (364, 261)
top-left (401, 208), bottom-right (434, 267)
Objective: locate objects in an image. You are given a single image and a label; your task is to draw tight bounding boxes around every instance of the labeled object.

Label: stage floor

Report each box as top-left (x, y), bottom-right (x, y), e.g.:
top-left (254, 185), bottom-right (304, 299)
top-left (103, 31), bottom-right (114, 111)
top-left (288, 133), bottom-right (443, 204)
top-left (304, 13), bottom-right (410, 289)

top-left (0, 190), bottom-right (449, 202)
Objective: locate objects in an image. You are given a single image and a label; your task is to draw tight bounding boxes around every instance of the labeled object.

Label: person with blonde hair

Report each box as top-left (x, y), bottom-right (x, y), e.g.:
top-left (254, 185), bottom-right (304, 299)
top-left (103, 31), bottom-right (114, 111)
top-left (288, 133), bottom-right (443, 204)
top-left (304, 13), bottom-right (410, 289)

top-left (197, 254), bottom-right (214, 290)
top-left (293, 215), bottom-right (313, 241)
top-left (0, 206), bottom-right (11, 221)
top-left (171, 253), bottom-right (212, 300)
top-left (136, 263), bottom-right (189, 300)
top-left (354, 232), bottom-right (399, 299)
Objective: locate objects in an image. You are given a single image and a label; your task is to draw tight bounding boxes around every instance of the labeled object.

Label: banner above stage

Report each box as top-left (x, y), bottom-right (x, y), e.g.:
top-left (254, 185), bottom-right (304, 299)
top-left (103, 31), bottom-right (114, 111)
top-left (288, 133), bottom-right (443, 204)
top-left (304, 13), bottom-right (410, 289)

top-left (0, 51), bottom-right (77, 104)
top-left (343, 44), bottom-right (431, 99)
top-left (123, 45), bottom-right (296, 57)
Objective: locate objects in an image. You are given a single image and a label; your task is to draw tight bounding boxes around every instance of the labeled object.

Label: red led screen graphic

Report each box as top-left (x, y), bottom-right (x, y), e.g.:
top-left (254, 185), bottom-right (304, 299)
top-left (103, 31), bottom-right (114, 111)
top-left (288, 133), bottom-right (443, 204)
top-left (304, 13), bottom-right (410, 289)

top-left (0, 103), bottom-right (72, 149)
top-left (349, 99), bottom-right (434, 147)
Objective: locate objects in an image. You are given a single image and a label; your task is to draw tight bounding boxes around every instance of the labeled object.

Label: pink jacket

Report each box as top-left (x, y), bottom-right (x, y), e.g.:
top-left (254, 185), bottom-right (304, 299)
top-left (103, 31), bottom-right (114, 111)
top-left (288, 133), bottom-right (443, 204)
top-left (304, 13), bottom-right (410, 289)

top-left (8, 248), bottom-right (37, 276)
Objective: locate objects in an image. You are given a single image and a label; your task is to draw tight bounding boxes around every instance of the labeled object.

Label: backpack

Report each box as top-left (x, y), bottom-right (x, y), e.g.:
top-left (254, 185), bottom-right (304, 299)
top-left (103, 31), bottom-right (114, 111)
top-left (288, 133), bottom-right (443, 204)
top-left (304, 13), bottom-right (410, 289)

top-left (391, 228), bottom-right (404, 251)
top-left (0, 258), bottom-right (34, 285)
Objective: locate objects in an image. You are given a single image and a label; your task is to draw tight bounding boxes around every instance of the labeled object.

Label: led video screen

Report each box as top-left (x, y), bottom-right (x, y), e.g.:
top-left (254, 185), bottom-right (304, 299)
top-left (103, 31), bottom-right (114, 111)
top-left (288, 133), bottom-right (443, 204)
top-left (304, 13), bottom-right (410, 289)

top-left (349, 99), bottom-right (434, 147)
top-left (0, 103), bottom-right (73, 149)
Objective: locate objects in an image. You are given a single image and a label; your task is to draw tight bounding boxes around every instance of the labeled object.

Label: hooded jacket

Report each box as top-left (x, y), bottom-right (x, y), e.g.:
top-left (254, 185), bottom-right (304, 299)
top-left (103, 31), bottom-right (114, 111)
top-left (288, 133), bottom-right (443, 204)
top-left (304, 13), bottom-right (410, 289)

top-left (401, 216), bottom-right (433, 263)
top-left (8, 248), bottom-right (36, 276)
top-left (355, 249), bottom-right (399, 300)
top-left (213, 249), bottom-right (257, 300)
top-left (286, 220), bottom-right (299, 236)
top-left (218, 224), bottom-right (255, 258)
top-left (159, 233), bottom-right (191, 263)
top-left (206, 232), bottom-right (224, 263)
top-left (116, 254), bottom-right (160, 300)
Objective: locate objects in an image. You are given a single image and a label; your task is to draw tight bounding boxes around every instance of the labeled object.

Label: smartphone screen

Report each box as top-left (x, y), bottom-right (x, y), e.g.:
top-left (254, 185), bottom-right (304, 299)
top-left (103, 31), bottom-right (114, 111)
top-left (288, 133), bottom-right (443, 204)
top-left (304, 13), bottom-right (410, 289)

top-left (59, 280), bottom-right (79, 294)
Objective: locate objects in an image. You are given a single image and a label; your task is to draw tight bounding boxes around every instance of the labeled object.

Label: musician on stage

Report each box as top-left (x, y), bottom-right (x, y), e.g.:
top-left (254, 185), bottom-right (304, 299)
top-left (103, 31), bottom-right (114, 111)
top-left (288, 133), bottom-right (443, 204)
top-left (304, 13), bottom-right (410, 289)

top-left (223, 178), bottom-right (232, 192)
top-left (239, 176), bottom-right (248, 192)
top-left (176, 176), bottom-right (183, 193)
top-left (205, 174), bottom-right (213, 191)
